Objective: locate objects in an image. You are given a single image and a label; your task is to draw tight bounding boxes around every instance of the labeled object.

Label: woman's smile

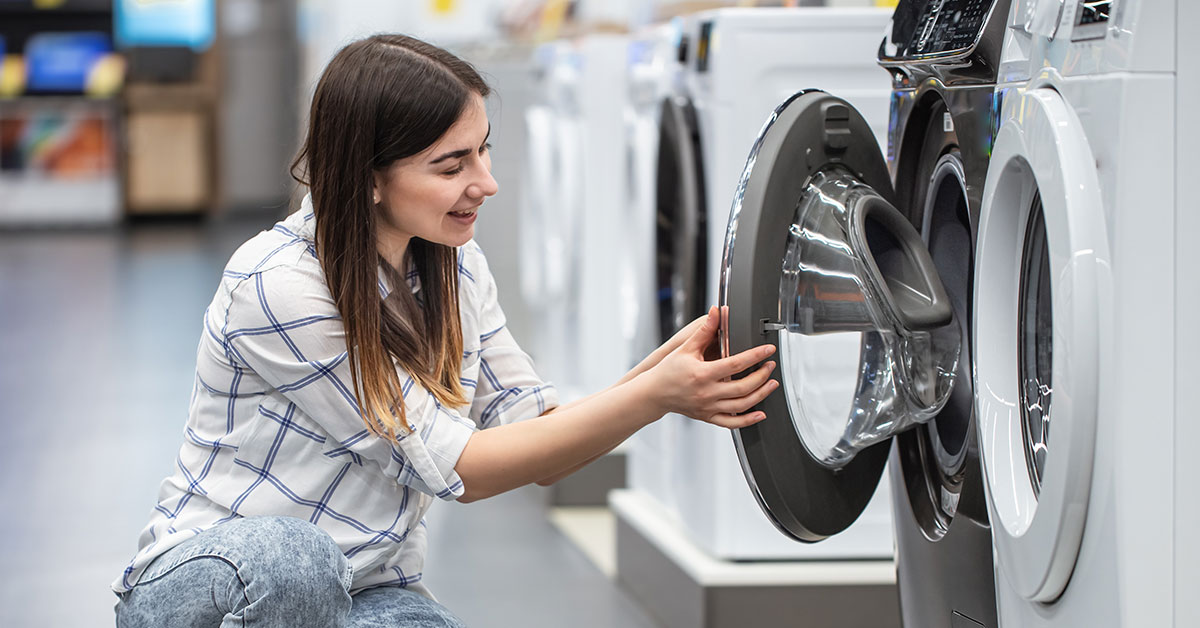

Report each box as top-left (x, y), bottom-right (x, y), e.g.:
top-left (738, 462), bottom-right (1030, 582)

top-left (448, 206), bottom-right (480, 224)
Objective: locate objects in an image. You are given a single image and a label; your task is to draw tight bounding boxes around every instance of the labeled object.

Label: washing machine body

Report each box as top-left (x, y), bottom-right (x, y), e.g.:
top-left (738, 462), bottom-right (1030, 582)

top-left (566, 34), bottom-right (635, 395)
top-left (624, 21), bottom-right (687, 516)
top-left (657, 7), bottom-right (898, 561)
top-left (975, 1), bottom-right (1198, 625)
top-left (521, 35), bottom-right (633, 402)
top-left (521, 41), bottom-right (586, 399)
top-left (717, 0), bottom-right (1013, 625)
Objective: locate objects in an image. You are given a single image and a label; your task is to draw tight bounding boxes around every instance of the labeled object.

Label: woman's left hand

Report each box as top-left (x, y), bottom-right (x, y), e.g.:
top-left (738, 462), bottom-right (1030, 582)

top-left (617, 313), bottom-right (712, 386)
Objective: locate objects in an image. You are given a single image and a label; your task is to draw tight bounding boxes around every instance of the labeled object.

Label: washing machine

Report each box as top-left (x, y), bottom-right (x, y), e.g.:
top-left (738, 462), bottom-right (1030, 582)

top-left (974, 0), bottom-right (1198, 625)
top-left (623, 21), bottom-right (686, 515)
top-left (717, 0), bottom-right (1012, 626)
top-left (521, 41), bottom-right (585, 399)
top-left (654, 7), bottom-right (897, 561)
top-left (520, 35), bottom-right (632, 401)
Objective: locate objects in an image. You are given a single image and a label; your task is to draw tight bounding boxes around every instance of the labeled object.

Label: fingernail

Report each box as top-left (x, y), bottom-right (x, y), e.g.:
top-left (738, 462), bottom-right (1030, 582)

top-left (768, 361), bottom-right (776, 371)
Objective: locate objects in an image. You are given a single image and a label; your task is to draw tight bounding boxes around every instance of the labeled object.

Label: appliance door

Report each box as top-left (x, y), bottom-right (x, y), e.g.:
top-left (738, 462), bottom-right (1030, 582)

top-left (975, 86), bottom-right (1107, 603)
top-left (656, 96), bottom-right (707, 343)
top-left (720, 90), bottom-right (962, 541)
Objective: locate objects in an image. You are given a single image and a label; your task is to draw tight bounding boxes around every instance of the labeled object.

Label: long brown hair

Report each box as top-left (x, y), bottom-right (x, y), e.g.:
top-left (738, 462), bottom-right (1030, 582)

top-left (291, 34), bottom-right (489, 440)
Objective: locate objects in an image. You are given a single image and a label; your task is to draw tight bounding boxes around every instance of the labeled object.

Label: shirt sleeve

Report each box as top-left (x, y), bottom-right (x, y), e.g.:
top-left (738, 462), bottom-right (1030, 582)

top-left (222, 265), bottom-right (476, 501)
top-left (465, 243), bottom-right (560, 428)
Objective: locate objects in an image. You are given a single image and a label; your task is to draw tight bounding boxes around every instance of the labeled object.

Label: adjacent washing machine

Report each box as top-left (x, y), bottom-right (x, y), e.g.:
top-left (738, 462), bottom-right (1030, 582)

top-left (623, 21), bottom-right (687, 515)
top-left (520, 35), bottom-right (632, 401)
top-left (520, 41), bottom-right (585, 398)
top-left (975, 0), bottom-right (1198, 625)
top-left (717, 0), bottom-right (1012, 626)
top-left (653, 7), bottom-right (897, 561)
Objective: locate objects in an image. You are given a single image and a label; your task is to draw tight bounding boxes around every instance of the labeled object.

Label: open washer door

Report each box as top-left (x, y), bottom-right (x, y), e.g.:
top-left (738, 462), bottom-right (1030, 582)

top-left (720, 90), bottom-right (963, 541)
top-left (975, 86), bottom-right (1108, 603)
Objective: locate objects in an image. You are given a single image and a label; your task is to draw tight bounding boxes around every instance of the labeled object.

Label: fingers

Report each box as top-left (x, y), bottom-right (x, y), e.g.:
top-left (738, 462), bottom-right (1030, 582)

top-left (704, 411), bottom-right (767, 429)
top-left (713, 376), bottom-right (779, 415)
top-left (711, 343), bottom-right (776, 377)
top-left (724, 361), bottom-right (776, 397)
top-left (667, 313), bottom-right (709, 351)
top-left (681, 306), bottom-right (720, 351)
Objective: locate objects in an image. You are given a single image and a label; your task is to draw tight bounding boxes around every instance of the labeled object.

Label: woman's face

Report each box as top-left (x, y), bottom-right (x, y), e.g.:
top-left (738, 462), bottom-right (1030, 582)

top-left (373, 93), bottom-right (497, 265)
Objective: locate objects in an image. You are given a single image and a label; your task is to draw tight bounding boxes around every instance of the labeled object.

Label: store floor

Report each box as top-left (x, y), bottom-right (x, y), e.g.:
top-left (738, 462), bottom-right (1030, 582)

top-left (0, 213), bottom-right (658, 627)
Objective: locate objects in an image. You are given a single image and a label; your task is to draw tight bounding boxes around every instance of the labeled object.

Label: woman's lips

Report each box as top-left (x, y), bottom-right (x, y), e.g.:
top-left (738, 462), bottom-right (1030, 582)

top-left (448, 208), bottom-right (478, 224)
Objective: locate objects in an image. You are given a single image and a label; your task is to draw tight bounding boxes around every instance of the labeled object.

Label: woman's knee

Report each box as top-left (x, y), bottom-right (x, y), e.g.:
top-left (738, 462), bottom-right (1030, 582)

top-left (221, 516), bottom-right (351, 589)
top-left (214, 517), bottom-right (353, 624)
top-left (117, 517), bottom-right (353, 626)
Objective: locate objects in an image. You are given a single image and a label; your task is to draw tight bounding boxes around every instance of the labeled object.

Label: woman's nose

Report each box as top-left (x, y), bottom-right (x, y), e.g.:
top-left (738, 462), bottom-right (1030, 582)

top-left (469, 168), bottom-right (499, 199)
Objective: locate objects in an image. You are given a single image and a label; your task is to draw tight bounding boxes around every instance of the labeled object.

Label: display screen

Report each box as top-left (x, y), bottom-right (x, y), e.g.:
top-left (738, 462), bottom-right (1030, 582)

top-left (1076, 0), bottom-right (1111, 25)
top-left (880, 0), bottom-right (995, 60)
top-left (24, 31), bottom-right (111, 93)
top-left (114, 0), bottom-right (214, 50)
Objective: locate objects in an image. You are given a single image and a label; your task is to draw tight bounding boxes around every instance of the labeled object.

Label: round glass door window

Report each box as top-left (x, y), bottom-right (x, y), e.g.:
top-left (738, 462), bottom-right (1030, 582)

top-left (774, 166), bottom-right (961, 468)
top-left (719, 90), bottom-right (969, 540)
top-left (1018, 196), bottom-right (1053, 495)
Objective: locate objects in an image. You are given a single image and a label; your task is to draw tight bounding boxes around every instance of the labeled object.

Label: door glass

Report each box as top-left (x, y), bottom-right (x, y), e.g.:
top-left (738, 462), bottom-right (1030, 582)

top-left (1018, 195), bottom-right (1052, 496)
top-left (778, 166), bottom-right (961, 468)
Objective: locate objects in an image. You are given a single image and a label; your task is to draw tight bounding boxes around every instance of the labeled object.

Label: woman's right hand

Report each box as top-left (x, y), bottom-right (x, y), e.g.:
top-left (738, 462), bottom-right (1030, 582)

top-left (644, 306), bottom-right (779, 429)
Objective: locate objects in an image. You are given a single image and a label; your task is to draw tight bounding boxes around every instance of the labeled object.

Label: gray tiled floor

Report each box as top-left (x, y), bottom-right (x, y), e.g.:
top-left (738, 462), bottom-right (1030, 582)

top-left (0, 215), bottom-right (657, 628)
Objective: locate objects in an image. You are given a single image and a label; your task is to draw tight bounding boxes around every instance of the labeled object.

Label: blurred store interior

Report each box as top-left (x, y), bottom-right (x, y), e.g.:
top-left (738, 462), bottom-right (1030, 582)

top-left (0, 0), bottom-right (1032, 626)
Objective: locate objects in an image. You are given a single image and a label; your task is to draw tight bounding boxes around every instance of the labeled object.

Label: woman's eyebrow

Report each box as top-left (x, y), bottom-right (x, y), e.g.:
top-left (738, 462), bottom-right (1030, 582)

top-left (429, 124), bottom-right (492, 165)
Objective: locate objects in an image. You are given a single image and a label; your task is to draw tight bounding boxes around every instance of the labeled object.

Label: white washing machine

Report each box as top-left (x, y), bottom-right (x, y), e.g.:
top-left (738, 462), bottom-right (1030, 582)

top-left (717, 1), bottom-right (1017, 625)
top-left (520, 35), bottom-right (632, 401)
top-left (521, 41), bottom-right (586, 399)
top-left (623, 21), bottom-right (687, 516)
top-left (974, 0), bottom-right (1199, 625)
top-left (654, 7), bottom-right (897, 561)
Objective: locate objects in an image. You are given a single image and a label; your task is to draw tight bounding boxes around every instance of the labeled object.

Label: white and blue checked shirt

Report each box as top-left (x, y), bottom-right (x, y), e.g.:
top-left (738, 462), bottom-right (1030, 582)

top-left (113, 197), bottom-right (558, 597)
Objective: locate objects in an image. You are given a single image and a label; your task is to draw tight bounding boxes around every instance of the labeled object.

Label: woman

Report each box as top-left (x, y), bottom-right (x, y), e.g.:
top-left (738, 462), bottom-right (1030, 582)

top-left (112, 34), bottom-right (778, 627)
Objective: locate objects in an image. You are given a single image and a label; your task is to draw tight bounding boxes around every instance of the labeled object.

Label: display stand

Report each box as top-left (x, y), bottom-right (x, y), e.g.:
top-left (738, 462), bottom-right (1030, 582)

top-left (611, 490), bottom-right (901, 628)
top-left (0, 0), bottom-right (122, 227)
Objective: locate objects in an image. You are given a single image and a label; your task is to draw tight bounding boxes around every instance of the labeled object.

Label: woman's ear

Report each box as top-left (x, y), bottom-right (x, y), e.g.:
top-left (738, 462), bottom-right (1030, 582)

top-left (371, 170), bottom-right (384, 205)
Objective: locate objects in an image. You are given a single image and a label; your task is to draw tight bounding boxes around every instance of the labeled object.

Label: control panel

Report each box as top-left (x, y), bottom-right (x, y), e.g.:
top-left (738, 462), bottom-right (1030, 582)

top-left (1071, 0), bottom-right (1111, 40)
top-left (881, 0), bottom-right (995, 60)
top-left (1076, 0), bottom-right (1111, 26)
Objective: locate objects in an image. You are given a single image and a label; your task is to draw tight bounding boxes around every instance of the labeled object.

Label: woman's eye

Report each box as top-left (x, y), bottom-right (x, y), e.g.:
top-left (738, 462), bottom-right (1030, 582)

top-left (443, 163), bottom-right (465, 176)
top-left (480, 142), bottom-right (492, 154)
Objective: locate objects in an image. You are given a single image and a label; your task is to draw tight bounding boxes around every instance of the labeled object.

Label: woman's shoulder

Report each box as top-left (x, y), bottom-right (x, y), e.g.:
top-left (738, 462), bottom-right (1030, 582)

top-left (225, 211), bottom-right (320, 282)
top-left (217, 210), bottom-right (326, 313)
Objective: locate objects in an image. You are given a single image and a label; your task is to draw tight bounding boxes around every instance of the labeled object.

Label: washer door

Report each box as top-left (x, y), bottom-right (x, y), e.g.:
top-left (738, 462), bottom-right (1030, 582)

top-left (720, 90), bottom-right (962, 541)
top-left (975, 87), bottom-right (1108, 602)
top-left (656, 96), bottom-right (707, 342)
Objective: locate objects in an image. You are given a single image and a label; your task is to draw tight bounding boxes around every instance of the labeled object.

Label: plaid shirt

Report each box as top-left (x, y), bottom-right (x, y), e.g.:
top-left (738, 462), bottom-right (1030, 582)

top-left (113, 197), bottom-right (558, 597)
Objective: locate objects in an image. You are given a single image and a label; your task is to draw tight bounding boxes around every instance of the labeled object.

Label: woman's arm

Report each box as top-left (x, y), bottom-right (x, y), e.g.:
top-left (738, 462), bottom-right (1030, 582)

top-left (454, 307), bottom-right (777, 502)
top-left (531, 314), bottom-right (713, 486)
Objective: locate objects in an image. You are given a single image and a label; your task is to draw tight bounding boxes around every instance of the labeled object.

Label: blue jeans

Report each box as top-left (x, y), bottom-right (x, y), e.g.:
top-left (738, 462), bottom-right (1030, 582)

top-left (114, 516), bottom-right (465, 627)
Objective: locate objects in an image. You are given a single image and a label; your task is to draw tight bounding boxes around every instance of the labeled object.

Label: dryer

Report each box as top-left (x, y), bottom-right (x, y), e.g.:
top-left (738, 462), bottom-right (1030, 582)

top-left (717, 0), bottom-right (1012, 626)
top-left (653, 7), bottom-right (897, 561)
top-left (974, 0), bottom-right (1198, 625)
